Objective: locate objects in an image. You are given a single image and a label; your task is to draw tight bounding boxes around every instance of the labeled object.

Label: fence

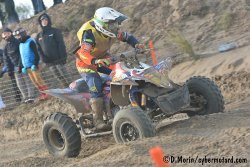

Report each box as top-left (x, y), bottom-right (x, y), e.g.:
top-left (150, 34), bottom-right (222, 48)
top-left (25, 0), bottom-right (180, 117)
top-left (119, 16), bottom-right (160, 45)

top-left (0, 61), bottom-right (80, 110)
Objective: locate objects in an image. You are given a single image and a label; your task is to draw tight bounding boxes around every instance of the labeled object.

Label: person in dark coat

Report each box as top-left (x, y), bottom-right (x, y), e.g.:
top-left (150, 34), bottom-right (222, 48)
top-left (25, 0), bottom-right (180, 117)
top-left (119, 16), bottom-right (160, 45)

top-left (1, 28), bottom-right (21, 102)
top-left (31, 0), bottom-right (46, 15)
top-left (1, 28), bottom-right (35, 103)
top-left (0, 0), bottom-right (19, 26)
top-left (0, 49), bottom-right (6, 78)
top-left (36, 13), bottom-right (72, 87)
top-left (0, 49), bottom-right (3, 65)
top-left (53, 0), bottom-right (62, 6)
top-left (4, 0), bottom-right (19, 24)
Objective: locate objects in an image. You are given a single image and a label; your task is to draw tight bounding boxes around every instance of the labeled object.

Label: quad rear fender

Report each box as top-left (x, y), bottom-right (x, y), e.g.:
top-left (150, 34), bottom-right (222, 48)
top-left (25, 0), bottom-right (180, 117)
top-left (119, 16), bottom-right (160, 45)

top-left (43, 89), bottom-right (91, 114)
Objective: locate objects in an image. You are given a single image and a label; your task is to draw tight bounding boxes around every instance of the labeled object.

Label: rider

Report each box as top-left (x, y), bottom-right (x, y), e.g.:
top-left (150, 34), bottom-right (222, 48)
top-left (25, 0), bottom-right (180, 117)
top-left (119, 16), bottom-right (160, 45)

top-left (76, 7), bottom-right (144, 131)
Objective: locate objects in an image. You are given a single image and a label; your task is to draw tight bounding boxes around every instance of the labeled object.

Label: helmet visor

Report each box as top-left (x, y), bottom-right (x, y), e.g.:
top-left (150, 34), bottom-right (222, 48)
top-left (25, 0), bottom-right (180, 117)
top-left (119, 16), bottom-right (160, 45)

top-left (105, 21), bottom-right (119, 35)
top-left (115, 15), bottom-right (128, 24)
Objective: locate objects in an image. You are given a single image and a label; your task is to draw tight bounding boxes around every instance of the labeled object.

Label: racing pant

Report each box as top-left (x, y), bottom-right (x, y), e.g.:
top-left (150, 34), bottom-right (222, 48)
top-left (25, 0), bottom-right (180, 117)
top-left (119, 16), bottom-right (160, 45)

top-left (79, 66), bottom-right (112, 98)
top-left (80, 72), bottom-right (103, 98)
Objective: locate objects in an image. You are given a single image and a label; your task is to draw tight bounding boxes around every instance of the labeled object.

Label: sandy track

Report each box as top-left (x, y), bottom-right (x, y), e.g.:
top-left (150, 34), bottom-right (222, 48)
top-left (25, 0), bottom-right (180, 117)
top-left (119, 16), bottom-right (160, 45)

top-left (0, 103), bottom-right (249, 167)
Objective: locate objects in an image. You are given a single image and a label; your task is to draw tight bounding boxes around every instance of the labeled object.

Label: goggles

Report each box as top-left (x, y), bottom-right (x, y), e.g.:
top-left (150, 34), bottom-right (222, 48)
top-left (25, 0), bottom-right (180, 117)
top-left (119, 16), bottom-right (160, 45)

top-left (40, 15), bottom-right (49, 21)
top-left (13, 29), bottom-right (26, 36)
top-left (104, 21), bottom-right (119, 34)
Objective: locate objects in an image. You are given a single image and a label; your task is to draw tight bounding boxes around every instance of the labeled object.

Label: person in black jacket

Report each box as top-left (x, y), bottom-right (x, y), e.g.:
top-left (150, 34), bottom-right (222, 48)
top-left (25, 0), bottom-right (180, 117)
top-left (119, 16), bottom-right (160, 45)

top-left (0, 49), bottom-right (6, 78)
top-left (53, 0), bottom-right (62, 6)
top-left (0, 49), bottom-right (7, 78)
top-left (1, 28), bottom-right (35, 103)
top-left (31, 0), bottom-right (46, 15)
top-left (2, 28), bottom-right (21, 103)
top-left (0, 0), bottom-right (19, 26)
top-left (36, 13), bottom-right (72, 87)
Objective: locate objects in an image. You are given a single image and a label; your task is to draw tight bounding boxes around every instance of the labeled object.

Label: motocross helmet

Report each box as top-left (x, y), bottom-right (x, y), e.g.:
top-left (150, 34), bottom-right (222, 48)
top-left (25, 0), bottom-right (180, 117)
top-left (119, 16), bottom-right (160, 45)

top-left (13, 28), bottom-right (27, 41)
top-left (93, 7), bottom-right (128, 38)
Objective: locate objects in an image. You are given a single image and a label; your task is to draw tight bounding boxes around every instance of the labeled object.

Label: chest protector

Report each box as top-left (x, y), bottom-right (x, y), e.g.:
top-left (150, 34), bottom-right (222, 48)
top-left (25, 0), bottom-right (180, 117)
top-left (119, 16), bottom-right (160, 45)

top-left (77, 19), bottom-right (115, 58)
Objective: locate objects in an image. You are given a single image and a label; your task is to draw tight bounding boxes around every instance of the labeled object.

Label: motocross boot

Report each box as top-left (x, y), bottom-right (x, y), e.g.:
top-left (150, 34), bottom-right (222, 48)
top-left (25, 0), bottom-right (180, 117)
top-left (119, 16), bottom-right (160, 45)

top-left (104, 99), bottom-right (113, 124)
top-left (90, 98), bottom-right (112, 132)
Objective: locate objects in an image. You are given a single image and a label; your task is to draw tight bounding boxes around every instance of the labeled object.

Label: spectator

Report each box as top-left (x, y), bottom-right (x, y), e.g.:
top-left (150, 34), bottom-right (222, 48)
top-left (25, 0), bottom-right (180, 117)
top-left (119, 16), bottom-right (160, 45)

top-left (4, 0), bottom-right (19, 24)
top-left (0, 49), bottom-right (3, 65)
top-left (0, 47), bottom-right (7, 78)
top-left (0, 3), bottom-right (5, 26)
top-left (1, 28), bottom-right (21, 102)
top-left (0, 65), bottom-right (7, 78)
top-left (1, 28), bottom-right (35, 103)
top-left (0, 0), bottom-right (19, 27)
top-left (31, 0), bottom-right (46, 15)
top-left (36, 13), bottom-right (72, 88)
top-left (0, 49), bottom-right (6, 78)
top-left (13, 27), bottom-right (49, 100)
top-left (0, 94), bottom-right (6, 109)
top-left (53, 0), bottom-right (63, 6)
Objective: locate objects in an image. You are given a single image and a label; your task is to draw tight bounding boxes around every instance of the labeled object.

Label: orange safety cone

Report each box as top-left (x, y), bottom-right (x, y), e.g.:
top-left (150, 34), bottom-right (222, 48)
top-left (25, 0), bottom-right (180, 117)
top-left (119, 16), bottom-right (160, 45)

top-left (149, 40), bottom-right (157, 65)
top-left (149, 146), bottom-right (170, 167)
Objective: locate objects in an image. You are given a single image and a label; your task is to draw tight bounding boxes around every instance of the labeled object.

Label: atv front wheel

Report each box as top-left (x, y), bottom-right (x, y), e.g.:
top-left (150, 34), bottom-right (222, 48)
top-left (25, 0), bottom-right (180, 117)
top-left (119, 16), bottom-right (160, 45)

top-left (42, 112), bottom-right (81, 157)
top-left (186, 76), bottom-right (224, 116)
top-left (113, 107), bottom-right (155, 143)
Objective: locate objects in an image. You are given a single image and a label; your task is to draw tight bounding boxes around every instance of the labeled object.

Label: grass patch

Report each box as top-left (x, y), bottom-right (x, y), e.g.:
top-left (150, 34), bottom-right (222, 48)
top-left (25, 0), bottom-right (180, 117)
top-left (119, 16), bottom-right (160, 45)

top-left (168, 29), bottom-right (198, 59)
top-left (216, 11), bottom-right (234, 31)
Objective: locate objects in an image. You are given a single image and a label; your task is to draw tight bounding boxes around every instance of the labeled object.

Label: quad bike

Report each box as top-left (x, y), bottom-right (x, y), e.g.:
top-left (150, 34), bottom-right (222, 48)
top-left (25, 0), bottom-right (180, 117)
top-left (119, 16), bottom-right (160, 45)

top-left (42, 49), bottom-right (224, 157)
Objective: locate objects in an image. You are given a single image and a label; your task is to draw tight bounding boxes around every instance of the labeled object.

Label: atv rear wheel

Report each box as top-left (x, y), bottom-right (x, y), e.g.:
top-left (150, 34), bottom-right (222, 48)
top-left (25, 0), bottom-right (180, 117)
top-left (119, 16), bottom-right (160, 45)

top-left (113, 107), bottom-right (155, 143)
top-left (42, 112), bottom-right (81, 157)
top-left (186, 76), bottom-right (224, 116)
